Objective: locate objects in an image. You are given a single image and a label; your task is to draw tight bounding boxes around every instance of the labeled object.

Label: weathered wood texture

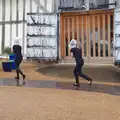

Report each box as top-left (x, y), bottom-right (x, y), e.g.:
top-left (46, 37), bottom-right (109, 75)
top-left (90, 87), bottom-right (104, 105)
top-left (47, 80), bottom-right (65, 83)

top-left (60, 9), bottom-right (114, 60)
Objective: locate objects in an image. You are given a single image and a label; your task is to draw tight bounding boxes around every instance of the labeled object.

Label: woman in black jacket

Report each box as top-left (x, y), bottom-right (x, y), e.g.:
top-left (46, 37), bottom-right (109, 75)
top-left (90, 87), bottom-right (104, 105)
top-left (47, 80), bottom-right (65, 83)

top-left (13, 38), bottom-right (26, 86)
top-left (69, 39), bottom-right (92, 87)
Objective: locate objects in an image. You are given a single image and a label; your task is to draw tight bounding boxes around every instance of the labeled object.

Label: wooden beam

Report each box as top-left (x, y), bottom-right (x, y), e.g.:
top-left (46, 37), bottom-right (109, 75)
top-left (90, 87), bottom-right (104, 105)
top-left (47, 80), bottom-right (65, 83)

top-left (102, 14), bottom-right (106, 57)
top-left (87, 16), bottom-right (91, 58)
top-left (60, 14), bottom-right (64, 58)
top-left (0, 20), bottom-right (26, 24)
top-left (64, 18), bottom-right (67, 57)
top-left (92, 15), bottom-right (96, 57)
top-left (81, 16), bottom-right (84, 57)
top-left (97, 15), bottom-right (101, 57)
top-left (62, 9), bottom-right (114, 17)
top-left (72, 17), bottom-right (75, 39)
top-left (67, 17), bottom-right (70, 56)
top-left (76, 16), bottom-right (80, 47)
top-left (86, 16), bottom-right (90, 58)
top-left (107, 14), bottom-right (111, 57)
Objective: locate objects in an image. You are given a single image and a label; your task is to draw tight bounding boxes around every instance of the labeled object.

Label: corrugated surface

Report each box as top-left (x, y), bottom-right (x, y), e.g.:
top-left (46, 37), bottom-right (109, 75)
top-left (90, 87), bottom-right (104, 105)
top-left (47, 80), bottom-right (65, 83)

top-left (27, 14), bottom-right (57, 59)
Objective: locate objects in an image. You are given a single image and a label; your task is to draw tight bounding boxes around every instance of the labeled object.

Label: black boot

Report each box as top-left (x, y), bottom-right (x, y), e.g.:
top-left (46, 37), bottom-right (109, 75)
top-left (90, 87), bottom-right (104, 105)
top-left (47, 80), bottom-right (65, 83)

top-left (88, 79), bottom-right (92, 86)
top-left (73, 82), bottom-right (80, 87)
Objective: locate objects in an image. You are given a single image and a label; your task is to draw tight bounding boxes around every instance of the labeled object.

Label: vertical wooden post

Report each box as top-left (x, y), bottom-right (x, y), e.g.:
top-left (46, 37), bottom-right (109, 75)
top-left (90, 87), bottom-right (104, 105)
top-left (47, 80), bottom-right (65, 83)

top-left (76, 16), bottom-right (80, 47)
top-left (81, 16), bottom-right (84, 57)
top-left (72, 17), bottom-right (75, 39)
top-left (88, 15), bottom-right (91, 58)
top-left (97, 15), bottom-right (101, 57)
top-left (92, 15), bottom-right (96, 57)
top-left (67, 17), bottom-right (70, 56)
top-left (107, 14), bottom-right (111, 57)
top-left (86, 15), bottom-right (90, 57)
top-left (64, 17), bottom-right (66, 57)
top-left (102, 14), bottom-right (106, 57)
top-left (60, 14), bottom-right (64, 58)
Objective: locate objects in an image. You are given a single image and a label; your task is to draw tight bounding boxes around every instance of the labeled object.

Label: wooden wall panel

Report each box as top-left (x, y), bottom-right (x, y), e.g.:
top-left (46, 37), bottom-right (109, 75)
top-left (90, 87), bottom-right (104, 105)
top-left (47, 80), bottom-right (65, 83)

top-left (97, 15), bottom-right (101, 57)
top-left (81, 16), bottom-right (84, 57)
top-left (107, 14), bottom-right (111, 57)
top-left (60, 14), bottom-right (64, 58)
top-left (92, 15), bottom-right (96, 57)
top-left (84, 16), bottom-right (87, 56)
top-left (102, 14), bottom-right (106, 57)
top-left (72, 17), bottom-right (75, 39)
top-left (76, 16), bottom-right (80, 47)
top-left (64, 18), bottom-right (67, 56)
top-left (86, 16), bottom-right (89, 57)
top-left (60, 10), bottom-right (114, 59)
top-left (67, 17), bottom-right (70, 56)
top-left (87, 16), bottom-right (91, 58)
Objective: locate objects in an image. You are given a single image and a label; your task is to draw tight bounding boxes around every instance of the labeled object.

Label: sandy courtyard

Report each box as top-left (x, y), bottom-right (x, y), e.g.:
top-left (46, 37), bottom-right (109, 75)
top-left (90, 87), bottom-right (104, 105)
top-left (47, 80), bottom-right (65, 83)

top-left (0, 62), bottom-right (120, 120)
top-left (0, 87), bottom-right (120, 120)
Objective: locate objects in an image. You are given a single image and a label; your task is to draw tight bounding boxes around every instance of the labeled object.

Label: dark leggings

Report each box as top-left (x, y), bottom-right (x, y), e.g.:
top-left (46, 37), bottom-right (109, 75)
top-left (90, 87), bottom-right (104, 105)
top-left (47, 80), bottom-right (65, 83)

top-left (15, 57), bottom-right (24, 78)
top-left (73, 59), bottom-right (92, 83)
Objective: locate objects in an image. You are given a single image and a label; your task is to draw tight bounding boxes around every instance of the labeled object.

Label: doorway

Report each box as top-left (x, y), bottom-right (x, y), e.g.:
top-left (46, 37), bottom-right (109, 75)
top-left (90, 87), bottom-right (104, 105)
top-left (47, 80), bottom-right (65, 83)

top-left (60, 9), bottom-right (114, 63)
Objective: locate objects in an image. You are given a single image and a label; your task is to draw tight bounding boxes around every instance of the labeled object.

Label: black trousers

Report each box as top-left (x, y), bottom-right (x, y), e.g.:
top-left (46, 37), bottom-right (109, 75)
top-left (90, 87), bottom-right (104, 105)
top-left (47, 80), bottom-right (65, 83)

top-left (73, 59), bottom-right (92, 83)
top-left (15, 56), bottom-right (24, 78)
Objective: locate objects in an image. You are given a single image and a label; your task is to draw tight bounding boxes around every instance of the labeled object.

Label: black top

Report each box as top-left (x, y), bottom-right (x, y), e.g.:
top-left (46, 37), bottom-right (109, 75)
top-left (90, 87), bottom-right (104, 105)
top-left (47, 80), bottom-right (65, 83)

top-left (13, 45), bottom-right (22, 57)
top-left (70, 47), bottom-right (83, 62)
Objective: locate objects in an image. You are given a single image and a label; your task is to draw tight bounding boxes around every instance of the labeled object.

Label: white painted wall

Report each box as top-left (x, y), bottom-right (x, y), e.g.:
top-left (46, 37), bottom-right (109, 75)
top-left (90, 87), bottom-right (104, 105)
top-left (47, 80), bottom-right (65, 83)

top-left (0, 0), bottom-right (54, 58)
top-left (113, 8), bottom-right (120, 62)
top-left (27, 14), bottom-right (57, 59)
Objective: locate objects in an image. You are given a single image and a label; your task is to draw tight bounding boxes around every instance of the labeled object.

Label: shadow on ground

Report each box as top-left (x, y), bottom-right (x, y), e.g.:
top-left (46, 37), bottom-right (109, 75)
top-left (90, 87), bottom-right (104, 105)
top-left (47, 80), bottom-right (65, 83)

top-left (38, 65), bottom-right (120, 83)
top-left (0, 78), bottom-right (120, 96)
top-left (56, 82), bottom-right (120, 96)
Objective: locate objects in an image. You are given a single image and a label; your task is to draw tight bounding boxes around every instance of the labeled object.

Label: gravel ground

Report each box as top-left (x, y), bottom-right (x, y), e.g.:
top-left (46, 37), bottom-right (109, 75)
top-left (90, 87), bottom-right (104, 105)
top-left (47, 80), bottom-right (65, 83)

top-left (0, 87), bottom-right (120, 120)
top-left (0, 62), bottom-right (57, 81)
top-left (0, 62), bottom-right (120, 120)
